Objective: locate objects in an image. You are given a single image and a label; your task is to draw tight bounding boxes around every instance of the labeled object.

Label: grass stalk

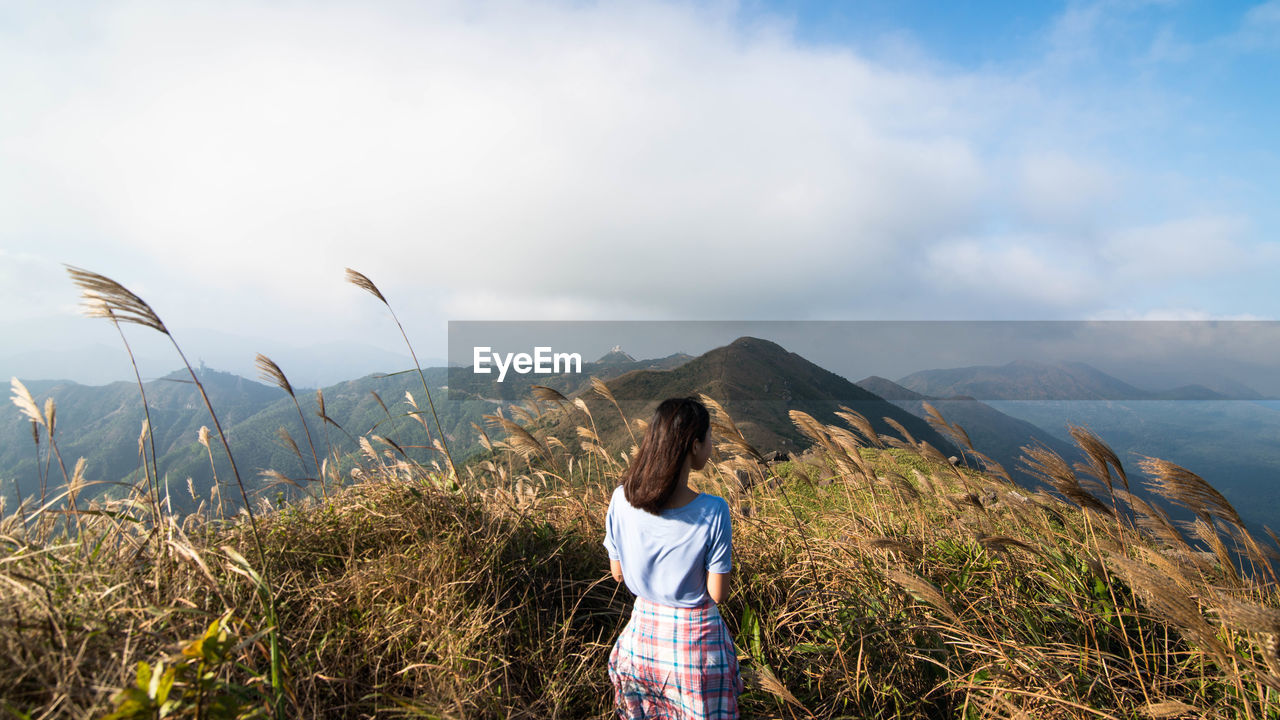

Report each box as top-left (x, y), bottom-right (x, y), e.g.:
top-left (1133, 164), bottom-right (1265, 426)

top-left (345, 268), bottom-right (456, 483)
top-left (256, 354), bottom-right (325, 501)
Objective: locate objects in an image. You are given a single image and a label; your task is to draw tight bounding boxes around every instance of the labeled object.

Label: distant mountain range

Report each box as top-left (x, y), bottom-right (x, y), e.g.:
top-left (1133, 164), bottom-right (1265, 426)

top-left (5, 338), bottom-right (969, 513)
top-left (7, 341), bottom-right (1280, 535)
top-left (2, 348), bottom-right (692, 513)
top-left (889, 359), bottom-right (1280, 534)
top-left (854, 375), bottom-right (1081, 485)
top-left (898, 360), bottom-right (1270, 401)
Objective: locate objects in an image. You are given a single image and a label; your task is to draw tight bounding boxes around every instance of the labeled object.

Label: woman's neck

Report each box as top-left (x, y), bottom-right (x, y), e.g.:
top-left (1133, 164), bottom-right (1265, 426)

top-left (663, 476), bottom-right (699, 510)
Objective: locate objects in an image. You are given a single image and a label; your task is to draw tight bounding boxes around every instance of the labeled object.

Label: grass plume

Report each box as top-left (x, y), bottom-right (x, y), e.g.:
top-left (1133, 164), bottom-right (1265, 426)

top-left (256, 353), bottom-right (324, 499)
top-left (345, 268), bottom-right (456, 482)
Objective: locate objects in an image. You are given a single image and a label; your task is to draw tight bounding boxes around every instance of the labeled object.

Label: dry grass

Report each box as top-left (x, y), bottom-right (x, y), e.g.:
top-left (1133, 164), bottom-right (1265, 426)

top-left (6, 275), bottom-right (1280, 718)
top-left (6, 389), bottom-right (1280, 718)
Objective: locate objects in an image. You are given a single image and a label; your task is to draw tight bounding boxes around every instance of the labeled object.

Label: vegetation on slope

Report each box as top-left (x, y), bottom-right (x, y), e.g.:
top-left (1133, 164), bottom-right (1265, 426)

top-left (3, 269), bottom-right (1279, 719)
top-left (6, 379), bottom-right (1280, 718)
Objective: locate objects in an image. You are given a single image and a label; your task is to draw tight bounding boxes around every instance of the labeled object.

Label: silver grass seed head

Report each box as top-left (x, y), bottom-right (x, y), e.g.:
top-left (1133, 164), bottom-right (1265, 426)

top-left (255, 354), bottom-right (294, 397)
top-left (67, 266), bottom-right (169, 334)
top-left (345, 268), bottom-right (387, 305)
top-left (10, 377), bottom-right (45, 427)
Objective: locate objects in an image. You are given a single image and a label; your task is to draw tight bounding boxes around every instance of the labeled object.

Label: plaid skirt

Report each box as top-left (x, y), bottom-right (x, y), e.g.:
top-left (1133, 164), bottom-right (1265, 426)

top-left (608, 596), bottom-right (744, 719)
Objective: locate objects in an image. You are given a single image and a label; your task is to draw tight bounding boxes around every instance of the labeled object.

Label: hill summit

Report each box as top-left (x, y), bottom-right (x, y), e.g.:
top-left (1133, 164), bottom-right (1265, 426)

top-left (568, 336), bottom-right (959, 456)
top-left (595, 346), bottom-right (637, 365)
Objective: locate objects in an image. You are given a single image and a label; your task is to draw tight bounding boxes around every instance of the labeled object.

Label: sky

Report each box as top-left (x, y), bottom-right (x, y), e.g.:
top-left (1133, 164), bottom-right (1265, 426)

top-left (2, 0), bottom-right (1278, 386)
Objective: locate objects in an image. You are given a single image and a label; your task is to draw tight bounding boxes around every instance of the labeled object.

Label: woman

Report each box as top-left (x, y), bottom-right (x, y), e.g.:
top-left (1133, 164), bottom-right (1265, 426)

top-left (603, 396), bottom-right (745, 719)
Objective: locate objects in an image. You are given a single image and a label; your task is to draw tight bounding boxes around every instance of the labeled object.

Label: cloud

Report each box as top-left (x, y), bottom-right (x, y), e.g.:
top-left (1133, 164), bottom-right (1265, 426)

top-left (1045, 2), bottom-right (1108, 67)
top-left (922, 236), bottom-right (1101, 310)
top-left (921, 213), bottom-right (1265, 315)
top-left (1235, 0), bottom-right (1280, 51)
top-left (1100, 215), bottom-right (1252, 278)
top-left (1014, 151), bottom-right (1118, 228)
top-left (0, 0), bottom-right (999, 325)
top-left (0, 0), bottom-right (1274, 376)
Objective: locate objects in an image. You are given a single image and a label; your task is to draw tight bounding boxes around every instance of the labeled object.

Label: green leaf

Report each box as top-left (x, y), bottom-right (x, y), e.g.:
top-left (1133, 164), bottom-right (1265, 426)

top-left (201, 615), bottom-right (235, 664)
top-left (134, 661), bottom-right (152, 691)
top-left (148, 660), bottom-right (164, 699)
top-left (741, 604), bottom-right (765, 664)
top-left (792, 642), bottom-right (835, 654)
top-left (104, 687), bottom-right (155, 720)
top-left (154, 665), bottom-right (175, 706)
top-left (183, 635), bottom-right (205, 660)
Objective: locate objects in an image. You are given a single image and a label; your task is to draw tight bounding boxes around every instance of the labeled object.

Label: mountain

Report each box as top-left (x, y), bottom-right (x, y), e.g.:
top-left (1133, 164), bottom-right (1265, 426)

top-left (595, 346), bottom-right (637, 365)
top-left (1200, 377), bottom-right (1268, 400)
top-left (896, 360), bottom-right (1262, 401)
top-left (854, 376), bottom-right (929, 403)
top-left (542, 337), bottom-right (960, 459)
top-left (897, 360), bottom-right (1152, 400)
top-left (1150, 384), bottom-right (1232, 401)
top-left (3, 369), bottom-right (284, 511)
top-left (37, 342), bottom-right (1280, 526)
top-left (892, 360), bottom-right (1280, 532)
top-left (2, 350), bottom-right (700, 513)
top-left (855, 375), bottom-right (1081, 485)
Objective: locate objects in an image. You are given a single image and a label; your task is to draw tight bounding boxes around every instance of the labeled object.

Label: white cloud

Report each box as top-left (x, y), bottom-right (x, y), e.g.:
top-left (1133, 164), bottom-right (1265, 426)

top-left (923, 236), bottom-right (1100, 310)
top-left (1099, 215), bottom-right (1252, 278)
top-left (1015, 151), bottom-right (1118, 228)
top-left (1, 0), bottom-right (998, 326)
top-left (1236, 0), bottom-right (1280, 50)
top-left (1045, 2), bottom-right (1107, 67)
top-left (1086, 308), bottom-right (1269, 321)
top-left (0, 0), bottom-right (1274, 377)
top-left (921, 212), bottom-right (1266, 315)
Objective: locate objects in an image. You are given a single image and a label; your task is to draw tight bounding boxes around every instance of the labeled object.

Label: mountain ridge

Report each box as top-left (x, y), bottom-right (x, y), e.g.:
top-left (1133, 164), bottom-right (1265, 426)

top-left (855, 375), bottom-right (1080, 485)
top-left (541, 336), bottom-right (961, 459)
top-left (897, 359), bottom-right (1266, 401)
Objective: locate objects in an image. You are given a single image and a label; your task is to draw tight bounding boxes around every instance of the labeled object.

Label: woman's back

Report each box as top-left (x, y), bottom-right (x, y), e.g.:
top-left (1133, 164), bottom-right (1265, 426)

top-left (603, 485), bottom-right (733, 608)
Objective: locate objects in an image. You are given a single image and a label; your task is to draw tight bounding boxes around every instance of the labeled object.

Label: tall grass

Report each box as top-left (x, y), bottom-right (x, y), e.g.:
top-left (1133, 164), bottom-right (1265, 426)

top-left (345, 268), bottom-right (456, 483)
top-left (3, 271), bottom-right (1280, 718)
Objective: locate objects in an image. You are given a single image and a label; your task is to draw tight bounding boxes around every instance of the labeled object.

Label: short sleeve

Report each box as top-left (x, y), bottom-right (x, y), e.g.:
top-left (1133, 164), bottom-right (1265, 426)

top-left (705, 498), bottom-right (732, 574)
top-left (603, 492), bottom-right (620, 560)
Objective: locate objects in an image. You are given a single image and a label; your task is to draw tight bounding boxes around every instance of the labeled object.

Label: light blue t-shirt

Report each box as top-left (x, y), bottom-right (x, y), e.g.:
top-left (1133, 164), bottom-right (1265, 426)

top-left (603, 484), bottom-right (733, 608)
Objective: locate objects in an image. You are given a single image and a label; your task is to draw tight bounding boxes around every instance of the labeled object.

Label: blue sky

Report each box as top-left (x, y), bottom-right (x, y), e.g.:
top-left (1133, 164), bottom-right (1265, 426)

top-left (1, 0), bottom-right (1278, 384)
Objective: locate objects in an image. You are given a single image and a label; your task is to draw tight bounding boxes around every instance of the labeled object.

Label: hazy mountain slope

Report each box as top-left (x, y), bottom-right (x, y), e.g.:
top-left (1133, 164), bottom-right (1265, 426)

top-left (986, 398), bottom-right (1280, 533)
top-left (3, 352), bottom-right (697, 511)
top-left (856, 375), bottom-right (1081, 485)
top-left (900, 360), bottom-right (1173, 400)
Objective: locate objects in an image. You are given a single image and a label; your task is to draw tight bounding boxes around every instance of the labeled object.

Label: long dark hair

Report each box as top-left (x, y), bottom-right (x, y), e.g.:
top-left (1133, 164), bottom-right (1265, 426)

top-left (622, 396), bottom-right (711, 514)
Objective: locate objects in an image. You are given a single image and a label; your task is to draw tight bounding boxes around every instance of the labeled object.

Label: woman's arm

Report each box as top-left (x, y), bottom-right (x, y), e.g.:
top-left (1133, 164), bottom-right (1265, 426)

top-left (610, 558), bottom-right (624, 583)
top-left (707, 571), bottom-right (729, 604)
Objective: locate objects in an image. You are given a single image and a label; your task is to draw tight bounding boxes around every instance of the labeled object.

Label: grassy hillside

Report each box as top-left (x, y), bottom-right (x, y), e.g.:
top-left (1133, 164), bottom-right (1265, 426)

top-left (4, 386), bottom-right (1279, 718)
top-left (6, 270), bottom-right (1278, 718)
